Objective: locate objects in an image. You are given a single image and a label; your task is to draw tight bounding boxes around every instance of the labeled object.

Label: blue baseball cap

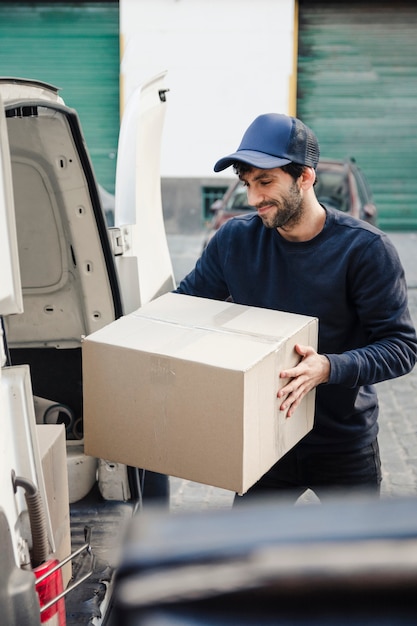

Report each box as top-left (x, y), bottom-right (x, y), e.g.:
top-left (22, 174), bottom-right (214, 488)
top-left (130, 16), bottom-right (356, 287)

top-left (214, 113), bottom-right (320, 172)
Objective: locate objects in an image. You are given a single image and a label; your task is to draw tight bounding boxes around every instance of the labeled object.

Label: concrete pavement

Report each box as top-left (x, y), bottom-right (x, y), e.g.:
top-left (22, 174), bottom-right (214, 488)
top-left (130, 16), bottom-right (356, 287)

top-left (167, 231), bottom-right (417, 511)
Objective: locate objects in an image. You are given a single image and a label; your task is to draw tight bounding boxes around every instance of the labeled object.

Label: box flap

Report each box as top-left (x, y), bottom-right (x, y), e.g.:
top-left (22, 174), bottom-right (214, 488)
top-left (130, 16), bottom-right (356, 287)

top-left (133, 293), bottom-right (315, 341)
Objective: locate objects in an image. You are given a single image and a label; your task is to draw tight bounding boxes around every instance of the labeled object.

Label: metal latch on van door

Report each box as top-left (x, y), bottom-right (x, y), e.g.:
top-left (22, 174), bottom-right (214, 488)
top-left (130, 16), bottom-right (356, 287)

top-left (108, 227), bottom-right (127, 256)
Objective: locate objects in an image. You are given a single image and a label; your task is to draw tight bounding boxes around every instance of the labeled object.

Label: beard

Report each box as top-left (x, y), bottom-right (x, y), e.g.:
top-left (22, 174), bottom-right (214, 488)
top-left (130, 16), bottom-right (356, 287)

top-left (257, 180), bottom-right (304, 230)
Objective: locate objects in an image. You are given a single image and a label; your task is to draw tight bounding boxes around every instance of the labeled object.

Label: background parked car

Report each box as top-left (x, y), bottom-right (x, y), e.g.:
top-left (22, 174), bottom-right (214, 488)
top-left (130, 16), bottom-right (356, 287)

top-left (204, 157), bottom-right (377, 247)
top-left (315, 158), bottom-right (377, 224)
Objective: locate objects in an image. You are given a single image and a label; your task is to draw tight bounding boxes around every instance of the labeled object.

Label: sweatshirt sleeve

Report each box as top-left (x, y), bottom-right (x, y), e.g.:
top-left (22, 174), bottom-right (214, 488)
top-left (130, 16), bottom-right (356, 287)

top-left (175, 233), bottom-right (230, 301)
top-left (325, 234), bottom-right (417, 387)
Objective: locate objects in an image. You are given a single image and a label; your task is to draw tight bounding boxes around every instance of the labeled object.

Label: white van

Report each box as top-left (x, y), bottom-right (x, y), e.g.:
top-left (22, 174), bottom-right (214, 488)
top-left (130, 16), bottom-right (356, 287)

top-left (0, 74), bottom-right (175, 625)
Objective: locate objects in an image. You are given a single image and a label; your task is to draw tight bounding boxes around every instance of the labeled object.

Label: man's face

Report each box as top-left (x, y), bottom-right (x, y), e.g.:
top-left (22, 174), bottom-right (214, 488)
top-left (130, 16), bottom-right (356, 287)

top-left (239, 166), bottom-right (304, 231)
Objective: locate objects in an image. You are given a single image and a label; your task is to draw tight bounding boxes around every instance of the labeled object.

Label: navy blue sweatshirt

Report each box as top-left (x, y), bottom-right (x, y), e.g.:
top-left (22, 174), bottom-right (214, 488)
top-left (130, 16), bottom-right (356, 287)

top-left (176, 207), bottom-right (417, 452)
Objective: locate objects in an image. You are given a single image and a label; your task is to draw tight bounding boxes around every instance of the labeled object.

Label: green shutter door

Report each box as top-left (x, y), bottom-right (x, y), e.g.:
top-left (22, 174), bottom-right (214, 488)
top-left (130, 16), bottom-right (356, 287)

top-left (297, 1), bottom-right (417, 230)
top-left (0, 2), bottom-right (119, 194)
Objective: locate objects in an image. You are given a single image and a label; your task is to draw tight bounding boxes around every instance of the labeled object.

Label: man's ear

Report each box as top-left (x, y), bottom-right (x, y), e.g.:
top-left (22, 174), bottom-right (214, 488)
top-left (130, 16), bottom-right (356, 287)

top-left (300, 166), bottom-right (316, 190)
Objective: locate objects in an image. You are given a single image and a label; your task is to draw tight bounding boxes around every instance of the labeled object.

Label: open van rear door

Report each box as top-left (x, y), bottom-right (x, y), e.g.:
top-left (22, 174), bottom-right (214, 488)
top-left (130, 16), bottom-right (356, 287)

top-left (113, 71), bottom-right (175, 313)
top-left (0, 92), bottom-right (56, 626)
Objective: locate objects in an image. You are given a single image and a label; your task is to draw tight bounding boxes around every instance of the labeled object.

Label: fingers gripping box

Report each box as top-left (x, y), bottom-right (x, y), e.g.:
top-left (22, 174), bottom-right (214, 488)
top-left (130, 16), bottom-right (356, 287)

top-left (83, 293), bottom-right (317, 494)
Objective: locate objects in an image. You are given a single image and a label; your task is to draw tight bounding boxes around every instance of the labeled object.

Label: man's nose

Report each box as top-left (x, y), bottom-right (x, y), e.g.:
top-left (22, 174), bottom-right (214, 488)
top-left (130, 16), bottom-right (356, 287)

top-left (246, 186), bottom-right (260, 206)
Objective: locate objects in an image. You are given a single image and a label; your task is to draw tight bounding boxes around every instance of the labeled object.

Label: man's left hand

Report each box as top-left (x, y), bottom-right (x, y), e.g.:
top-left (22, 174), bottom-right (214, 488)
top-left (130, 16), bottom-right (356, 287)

top-left (278, 344), bottom-right (330, 418)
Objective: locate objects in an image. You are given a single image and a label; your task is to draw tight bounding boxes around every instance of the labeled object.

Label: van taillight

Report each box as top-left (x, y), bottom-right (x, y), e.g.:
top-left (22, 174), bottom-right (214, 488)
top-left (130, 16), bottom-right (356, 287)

top-left (34, 559), bottom-right (66, 625)
top-left (33, 530), bottom-right (93, 625)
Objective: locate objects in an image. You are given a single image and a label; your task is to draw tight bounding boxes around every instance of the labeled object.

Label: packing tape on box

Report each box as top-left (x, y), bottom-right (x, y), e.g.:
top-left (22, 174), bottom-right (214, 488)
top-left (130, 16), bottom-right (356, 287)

top-left (132, 312), bottom-right (284, 346)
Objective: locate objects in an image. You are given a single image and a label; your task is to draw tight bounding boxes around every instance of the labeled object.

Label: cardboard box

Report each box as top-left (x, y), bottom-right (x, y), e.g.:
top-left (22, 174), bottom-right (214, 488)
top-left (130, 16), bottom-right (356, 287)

top-left (37, 424), bottom-right (72, 586)
top-left (83, 293), bottom-right (317, 494)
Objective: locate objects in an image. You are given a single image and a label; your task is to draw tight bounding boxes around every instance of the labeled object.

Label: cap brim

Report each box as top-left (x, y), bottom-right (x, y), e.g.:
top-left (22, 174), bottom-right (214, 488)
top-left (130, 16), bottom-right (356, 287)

top-left (214, 150), bottom-right (292, 172)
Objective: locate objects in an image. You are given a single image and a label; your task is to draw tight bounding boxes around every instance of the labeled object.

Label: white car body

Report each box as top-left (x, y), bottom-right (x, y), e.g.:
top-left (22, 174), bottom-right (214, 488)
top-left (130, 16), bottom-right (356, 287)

top-left (0, 73), bottom-right (174, 625)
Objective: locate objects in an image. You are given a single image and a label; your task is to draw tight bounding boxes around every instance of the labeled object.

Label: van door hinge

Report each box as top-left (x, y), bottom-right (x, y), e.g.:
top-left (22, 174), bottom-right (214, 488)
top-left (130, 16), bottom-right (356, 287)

top-left (108, 227), bottom-right (127, 256)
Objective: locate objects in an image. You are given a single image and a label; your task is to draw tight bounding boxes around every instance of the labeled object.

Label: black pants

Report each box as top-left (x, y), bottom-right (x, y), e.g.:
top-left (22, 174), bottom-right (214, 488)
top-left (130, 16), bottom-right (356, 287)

top-left (235, 439), bottom-right (382, 505)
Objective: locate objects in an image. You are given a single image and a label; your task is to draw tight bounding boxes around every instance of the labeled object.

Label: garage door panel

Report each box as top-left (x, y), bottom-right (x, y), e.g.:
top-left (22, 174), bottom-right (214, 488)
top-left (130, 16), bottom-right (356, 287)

top-left (298, 1), bottom-right (417, 230)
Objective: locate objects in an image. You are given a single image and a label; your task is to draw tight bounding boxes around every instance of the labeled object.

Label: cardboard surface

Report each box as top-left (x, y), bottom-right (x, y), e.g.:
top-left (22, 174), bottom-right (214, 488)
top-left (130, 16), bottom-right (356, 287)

top-left (83, 293), bottom-right (317, 494)
top-left (37, 424), bottom-right (71, 586)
